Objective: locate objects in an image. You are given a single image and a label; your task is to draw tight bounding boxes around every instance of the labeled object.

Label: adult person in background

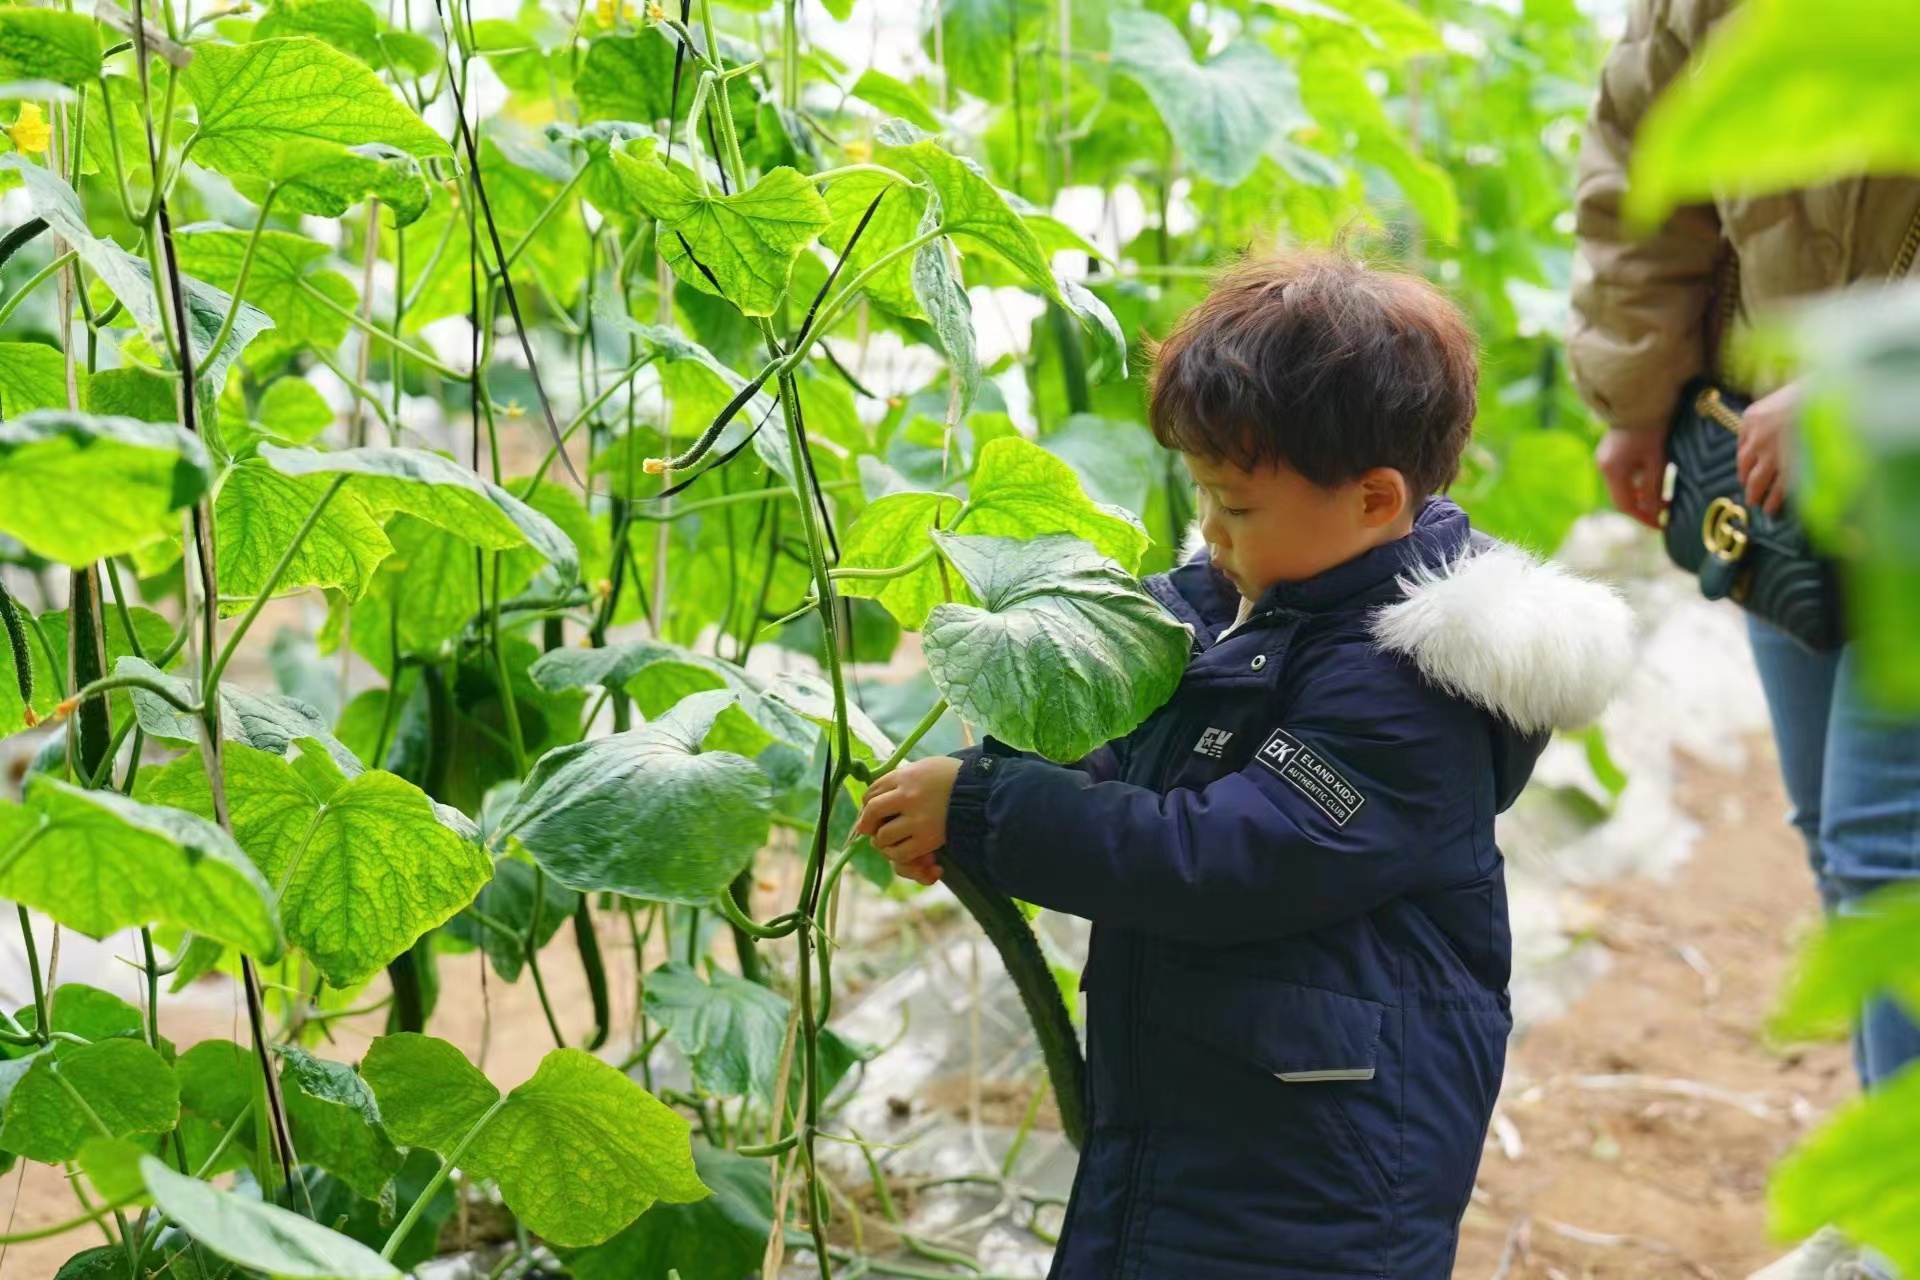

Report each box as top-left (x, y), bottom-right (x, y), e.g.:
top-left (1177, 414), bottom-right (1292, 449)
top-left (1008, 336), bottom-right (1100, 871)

top-left (1568, 2), bottom-right (1920, 1277)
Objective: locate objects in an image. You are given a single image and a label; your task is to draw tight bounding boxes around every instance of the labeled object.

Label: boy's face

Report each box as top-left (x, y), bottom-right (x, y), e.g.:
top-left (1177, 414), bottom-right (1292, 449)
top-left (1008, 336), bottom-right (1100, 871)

top-left (1183, 452), bottom-right (1414, 601)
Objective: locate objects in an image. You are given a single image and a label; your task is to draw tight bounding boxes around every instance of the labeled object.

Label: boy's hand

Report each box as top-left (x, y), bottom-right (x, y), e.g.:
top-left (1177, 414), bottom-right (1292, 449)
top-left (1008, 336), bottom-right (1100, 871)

top-left (853, 757), bottom-right (962, 886)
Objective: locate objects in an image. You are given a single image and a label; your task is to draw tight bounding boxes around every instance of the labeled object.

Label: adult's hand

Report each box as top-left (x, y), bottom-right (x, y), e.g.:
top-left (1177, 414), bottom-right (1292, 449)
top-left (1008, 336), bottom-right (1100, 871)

top-left (1736, 382), bottom-right (1800, 518)
top-left (1596, 425), bottom-right (1671, 530)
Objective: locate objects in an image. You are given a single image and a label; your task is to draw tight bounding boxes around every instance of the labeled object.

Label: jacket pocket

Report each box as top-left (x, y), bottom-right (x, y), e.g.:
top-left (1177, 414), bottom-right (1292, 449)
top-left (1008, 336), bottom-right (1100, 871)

top-left (1146, 962), bottom-right (1386, 1082)
top-left (1140, 960), bottom-right (1399, 1201)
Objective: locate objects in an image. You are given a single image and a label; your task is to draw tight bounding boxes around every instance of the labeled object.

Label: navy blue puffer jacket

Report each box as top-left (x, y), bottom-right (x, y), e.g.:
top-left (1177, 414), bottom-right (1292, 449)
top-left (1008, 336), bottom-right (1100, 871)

top-left (941, 499), bottom-right (1633, 1279)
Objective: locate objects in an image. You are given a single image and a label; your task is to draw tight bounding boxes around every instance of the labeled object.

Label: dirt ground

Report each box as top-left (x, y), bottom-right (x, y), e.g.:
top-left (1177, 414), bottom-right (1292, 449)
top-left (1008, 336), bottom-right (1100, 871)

top-left (1451, 742), bottom-right (1856, 1280)
top-left (0, 736), bottom-right (1858, 1279)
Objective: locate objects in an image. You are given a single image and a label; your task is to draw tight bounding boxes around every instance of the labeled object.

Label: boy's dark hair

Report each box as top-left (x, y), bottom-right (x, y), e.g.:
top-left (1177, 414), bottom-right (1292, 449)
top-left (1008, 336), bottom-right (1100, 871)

top-left (1148, 250), bottom-right (1478, 499)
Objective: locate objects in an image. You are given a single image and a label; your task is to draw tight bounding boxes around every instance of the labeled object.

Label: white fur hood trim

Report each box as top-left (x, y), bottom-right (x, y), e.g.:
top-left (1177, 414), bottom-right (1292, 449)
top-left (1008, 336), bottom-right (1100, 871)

top-left (1370, 542), bottom-right (1634, 735)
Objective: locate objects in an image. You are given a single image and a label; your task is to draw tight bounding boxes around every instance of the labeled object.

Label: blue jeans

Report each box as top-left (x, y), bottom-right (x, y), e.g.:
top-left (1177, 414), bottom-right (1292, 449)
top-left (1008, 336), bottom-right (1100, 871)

top-left (1749, 617), bottom-right (1920, 1089)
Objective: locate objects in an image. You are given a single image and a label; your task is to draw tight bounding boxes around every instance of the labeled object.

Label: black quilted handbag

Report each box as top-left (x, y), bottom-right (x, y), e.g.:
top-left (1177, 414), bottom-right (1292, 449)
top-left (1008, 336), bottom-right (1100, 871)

top-left (1662, 378), bottom-right (1844, 653)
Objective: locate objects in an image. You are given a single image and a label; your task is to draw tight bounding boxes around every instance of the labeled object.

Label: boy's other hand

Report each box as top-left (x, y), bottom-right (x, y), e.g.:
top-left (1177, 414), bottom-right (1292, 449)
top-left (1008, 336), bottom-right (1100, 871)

top-left (853, 757), bottom-right (962, 885)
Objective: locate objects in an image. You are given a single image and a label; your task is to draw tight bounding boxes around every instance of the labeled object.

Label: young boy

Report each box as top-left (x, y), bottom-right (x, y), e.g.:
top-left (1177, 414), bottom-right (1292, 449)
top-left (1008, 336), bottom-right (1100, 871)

top-left (854, 252), bottom-right (1634, 1279)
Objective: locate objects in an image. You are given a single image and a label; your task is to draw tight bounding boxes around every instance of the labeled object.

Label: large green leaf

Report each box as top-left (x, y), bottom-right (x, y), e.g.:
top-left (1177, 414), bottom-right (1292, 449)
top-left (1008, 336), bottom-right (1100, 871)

top-left (1107, 9), bottom-right (1308, 189)
top-left (497, 691), bottom-right (772, 904)
top-left (141, 740), bottom-right (488, 987)
top-left (850, 68), bottom-right (942, 132)
top-left (141, 1156), bottom-right (401, 1279)
top-left (0, 157), bottom-right (274, 389)
top-left (255, 141), bottom-right (433, 227)
top-left (117, 658), bottom-right (354, 766)
top-left (575, 29), bottom-right (679, 125)
top-left (913, 236), bottom-right (979, 418)
top-left (1628, 0), bottom-right (1920, 228)
top-left (835, 490), bottom-right (962, 630)
top-left (561, 1144), bottom-right (773, 1280)
top-left (925, 0), bottom-right (1044, 103)
top-left (340, 517), bottom-right (487, 668)
top-left (259, 445), bottom-right (579, 582)
top-left (362, 1035), bottom-right (709, 1248)
top-left (922, 532), bottom-right (1189, 761)
top-left (1041, 414), bottom-right (1163, 517)
top-left (962, 436), bottom-right (1150, 569)
top-left (174, 1040), bottom-right (258, 1177)
top-left (610, 137), bottom-right (831, 317)
top-left (170, 1037), bottom-right (408, 1205)
top-left (821, 171), bottom-right (926, 319)
top-left (528, 639), bottom-right (815, 760)
top-left (184, 37), bottom-right (449, 181)
top-left (0, 411), bottom-right (211, 566)
top-left (836, 436), bottom-right (1147, 631)
top-left (643, 962), bottom-right (865, 1105)
top-left (0, 341), bottom-right (74, 418)
top-left (215, 459), bottom-right (395, 605)
top-left (0, 8), bottom-right (100, 84)
top-left (257, 378), bottom-right (337, 444)
top-left (0, 1039), bottom-right (179, 1163)
top-left (252, 0), bottom-right (383, 64)
top-left (1770, 1064), bottom-right (1920, 1271)
top-left (277, 1046), bottom-right (401, 1202)
top-left (575, 29), bottom-right (756, 134)
top-left (85, 368), bottom-right (174, 423)
top-left (878, 137), bottom-right (1124, 378)
top-left (4, 984), bottom-right (151, 1052)
top-left (175, 228), bottom-right (358, 370)
top-left (0, 775), bottom-right (280, 958)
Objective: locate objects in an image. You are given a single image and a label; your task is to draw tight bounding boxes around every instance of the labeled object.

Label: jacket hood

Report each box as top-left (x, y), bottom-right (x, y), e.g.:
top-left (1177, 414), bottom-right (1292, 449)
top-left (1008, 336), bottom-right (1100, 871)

top-left (1371, 537), bottom-right (1635, 735)
top-left (1167, 499), bottom-right (1635, 735)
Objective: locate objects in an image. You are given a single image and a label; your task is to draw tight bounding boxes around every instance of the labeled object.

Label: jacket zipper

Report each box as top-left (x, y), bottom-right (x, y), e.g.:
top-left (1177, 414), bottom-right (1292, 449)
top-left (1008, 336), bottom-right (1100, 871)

top-left (1114, 936), bottom-right (1152, 1278)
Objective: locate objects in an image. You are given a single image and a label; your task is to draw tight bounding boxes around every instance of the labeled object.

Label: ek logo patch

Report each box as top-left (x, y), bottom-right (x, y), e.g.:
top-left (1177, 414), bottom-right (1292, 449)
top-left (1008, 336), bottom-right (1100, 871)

top-left (1255, 729), bottom-right (1366, 827)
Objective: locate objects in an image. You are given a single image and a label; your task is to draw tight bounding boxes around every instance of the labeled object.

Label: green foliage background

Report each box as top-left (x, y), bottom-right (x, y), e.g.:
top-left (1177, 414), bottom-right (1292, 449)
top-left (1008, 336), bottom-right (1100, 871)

top-left (0, 0), bottom-right (1629, 1275)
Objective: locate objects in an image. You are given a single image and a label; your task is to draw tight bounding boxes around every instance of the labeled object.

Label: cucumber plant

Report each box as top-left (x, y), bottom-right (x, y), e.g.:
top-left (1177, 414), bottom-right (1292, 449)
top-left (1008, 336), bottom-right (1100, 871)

top-left (0, 0), bottom-right (1603, 1274)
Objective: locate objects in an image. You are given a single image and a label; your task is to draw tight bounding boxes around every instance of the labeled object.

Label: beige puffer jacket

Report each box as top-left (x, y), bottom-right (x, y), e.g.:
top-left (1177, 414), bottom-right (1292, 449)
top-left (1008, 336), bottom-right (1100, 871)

top-left (1568, 0), bottom-right (1920, 434)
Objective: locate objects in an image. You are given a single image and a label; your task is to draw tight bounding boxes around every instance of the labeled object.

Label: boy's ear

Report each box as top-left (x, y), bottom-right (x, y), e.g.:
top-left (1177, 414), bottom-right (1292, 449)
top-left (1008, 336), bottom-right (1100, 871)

top-left (1355, 467), bottom-right (1412, 529)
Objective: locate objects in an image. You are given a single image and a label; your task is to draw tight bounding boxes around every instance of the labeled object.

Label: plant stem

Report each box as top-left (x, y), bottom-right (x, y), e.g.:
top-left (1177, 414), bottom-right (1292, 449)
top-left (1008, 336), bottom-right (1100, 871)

top-left (0, 250), bottom-right (78, 329)
top-left (205, 184), bottom-right (277, 369)
top-left (16, 908), bottom-right (48, 1043)
top-left (204, 475), bottom-right (349, 693)
top-left (829, 547), bottom-right (936, 583)
top-left (298, 280), bottom-right (466, 378)
top-left (871, 698), bottom-right (948, 778)
top-left (501, 164), bottom-right (588, 271)
top-left (380, 1095), bottom-right (508, 1260)
top-left (67, 672), bottom-right (197, 717)
top-left (526, 866), bottom-right (566, 1048)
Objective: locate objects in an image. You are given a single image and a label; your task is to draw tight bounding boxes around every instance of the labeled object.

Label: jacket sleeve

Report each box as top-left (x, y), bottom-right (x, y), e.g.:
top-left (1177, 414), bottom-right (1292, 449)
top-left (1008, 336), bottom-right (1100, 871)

top-left (941, 659), bottom-right (1489, 948)
top-left (1568, 0), bottom-right (1729, 434)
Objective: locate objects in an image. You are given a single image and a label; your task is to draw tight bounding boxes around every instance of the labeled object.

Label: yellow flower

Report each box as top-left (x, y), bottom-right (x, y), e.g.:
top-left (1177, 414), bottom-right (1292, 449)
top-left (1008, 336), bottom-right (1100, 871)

top-left (7, 103), bottom-right (51, 156)
top-left (595, 0), bottom-right (617, 25)
top-left (645, 1), bottom-right (665, 21)
top-left (844, 139), bottom-right (871, 164)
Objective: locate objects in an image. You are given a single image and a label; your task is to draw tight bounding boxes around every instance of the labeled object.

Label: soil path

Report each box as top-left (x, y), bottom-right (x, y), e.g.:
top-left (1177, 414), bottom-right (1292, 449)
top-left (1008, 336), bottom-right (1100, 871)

top-left (1451, 743), bottom-right (1854, 1280)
